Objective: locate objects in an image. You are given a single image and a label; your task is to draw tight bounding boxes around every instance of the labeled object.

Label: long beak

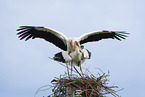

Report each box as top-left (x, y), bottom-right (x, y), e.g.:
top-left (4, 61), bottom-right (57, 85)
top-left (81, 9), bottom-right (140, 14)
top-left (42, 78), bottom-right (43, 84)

top-left (69, 42), bottom-right (72, 54)
top-left (75, 41), bottom-right (80, 47)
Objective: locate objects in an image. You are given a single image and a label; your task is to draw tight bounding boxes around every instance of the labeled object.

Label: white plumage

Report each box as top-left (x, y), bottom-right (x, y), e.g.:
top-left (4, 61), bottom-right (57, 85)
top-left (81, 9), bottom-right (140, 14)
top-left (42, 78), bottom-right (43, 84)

top-left (17, 26), bottom-right (129, 76)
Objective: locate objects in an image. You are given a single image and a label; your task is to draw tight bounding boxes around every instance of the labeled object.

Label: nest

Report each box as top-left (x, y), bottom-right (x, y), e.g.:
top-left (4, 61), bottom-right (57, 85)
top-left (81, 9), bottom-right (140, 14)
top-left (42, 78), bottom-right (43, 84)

top-left (34, 63), bottom-right (123, 97)
top-left (47, 71), bottom-right (122, 97)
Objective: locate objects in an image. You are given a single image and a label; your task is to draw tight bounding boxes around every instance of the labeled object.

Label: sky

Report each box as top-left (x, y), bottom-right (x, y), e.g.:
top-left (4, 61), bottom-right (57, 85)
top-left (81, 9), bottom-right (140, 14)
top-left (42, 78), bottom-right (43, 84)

top-left (0, 0), bottom-right (145, 97)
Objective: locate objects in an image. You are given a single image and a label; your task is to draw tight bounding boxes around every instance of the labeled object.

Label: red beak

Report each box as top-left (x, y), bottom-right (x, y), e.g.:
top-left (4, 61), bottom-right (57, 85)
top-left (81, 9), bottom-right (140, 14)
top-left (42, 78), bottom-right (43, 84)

top-left (70, 42), bottom-right (72, 53)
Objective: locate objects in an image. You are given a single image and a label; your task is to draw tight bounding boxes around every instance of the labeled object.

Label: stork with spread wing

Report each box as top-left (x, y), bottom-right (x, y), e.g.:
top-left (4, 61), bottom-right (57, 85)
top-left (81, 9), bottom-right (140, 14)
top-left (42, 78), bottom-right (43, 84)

top-left (17, 26), bottom-right (129, 76)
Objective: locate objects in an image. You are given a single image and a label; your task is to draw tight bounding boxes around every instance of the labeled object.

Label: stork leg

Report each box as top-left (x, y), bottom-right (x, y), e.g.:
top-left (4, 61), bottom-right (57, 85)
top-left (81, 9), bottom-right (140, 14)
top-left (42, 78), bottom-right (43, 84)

top-left (66, 63), bottom-right (70, 78)
top-left (71, 62), bottom-right (72, 78)
top-left (80, 65), bottom-right (84, 77)
top-left (71, 61), bottom-right (73, 78)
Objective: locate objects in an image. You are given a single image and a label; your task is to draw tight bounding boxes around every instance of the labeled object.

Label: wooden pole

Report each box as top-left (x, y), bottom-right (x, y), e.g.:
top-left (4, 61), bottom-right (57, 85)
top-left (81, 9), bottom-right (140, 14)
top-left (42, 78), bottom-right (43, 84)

top-left (66, 87), bottom-right (82, 97)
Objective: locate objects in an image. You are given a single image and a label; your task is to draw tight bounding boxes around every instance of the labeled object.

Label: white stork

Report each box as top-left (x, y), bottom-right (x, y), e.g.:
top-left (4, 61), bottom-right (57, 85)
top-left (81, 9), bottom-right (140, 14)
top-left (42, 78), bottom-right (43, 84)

top-left (17, 26), bottom-right (129, 76)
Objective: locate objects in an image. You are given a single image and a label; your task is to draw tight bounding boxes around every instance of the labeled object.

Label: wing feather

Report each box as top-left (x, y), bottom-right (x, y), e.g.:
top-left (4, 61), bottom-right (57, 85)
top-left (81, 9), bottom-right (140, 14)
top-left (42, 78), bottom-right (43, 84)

top-left (25, 34), bottom-right (33, 41)
top-left (17, 26), bottom-right (68, 51)
top-left (20, 33), bottom-right (30, 40)
top-left (79, 30), bottom-right (129, 44)
top-left (17, 30), bottom-right (29, 35)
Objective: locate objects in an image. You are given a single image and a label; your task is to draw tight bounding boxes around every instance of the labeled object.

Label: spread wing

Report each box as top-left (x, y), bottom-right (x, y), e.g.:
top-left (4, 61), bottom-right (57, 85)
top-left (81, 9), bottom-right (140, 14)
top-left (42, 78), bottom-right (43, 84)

top-left (79, 30), bottom-right (129, 44)
top-left (17, 26), bottom-right (68, 51)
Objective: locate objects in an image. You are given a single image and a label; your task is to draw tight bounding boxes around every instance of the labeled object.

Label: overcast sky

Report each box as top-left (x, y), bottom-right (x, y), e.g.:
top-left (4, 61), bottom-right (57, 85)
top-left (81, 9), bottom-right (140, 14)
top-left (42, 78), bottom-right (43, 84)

top-left (0, 0), bottom-right (145, 97)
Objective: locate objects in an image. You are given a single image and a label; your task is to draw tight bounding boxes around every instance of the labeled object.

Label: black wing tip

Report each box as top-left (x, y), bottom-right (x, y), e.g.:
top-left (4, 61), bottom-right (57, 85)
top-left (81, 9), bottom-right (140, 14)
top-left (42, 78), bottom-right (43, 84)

top-left (18, 34), bottom-right (34, 41)
top-left (102, 30), bottom-right (129, 34)
top-left (17, 26), bottom-right (45, 31)
top-left (16, 25), bottom-right (45, 41)
top-left (16, 29), bottom-right (20, 31)
top-left (103, 30), bottom-right (129, 40)
top-left (19, 25), bottom-right (44, 28)
top-left (109, 30), bottom-right (129, 34)
top-left (19, 26), bottom-right (34, 29)
top-left (103, 30), bottom-right (129, 41)
top-left (16, 26), bottom-right (30, 31)
top-left (115, 31), bottom-right (129, 40)
top-left (118, 32), bottom-right (130, 34)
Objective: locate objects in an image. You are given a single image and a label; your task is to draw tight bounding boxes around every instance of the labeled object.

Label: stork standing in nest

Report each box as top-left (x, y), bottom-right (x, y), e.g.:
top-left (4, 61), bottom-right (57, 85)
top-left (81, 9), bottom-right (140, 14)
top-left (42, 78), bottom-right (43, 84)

top-left (17, 26), bottom-right (128, 77)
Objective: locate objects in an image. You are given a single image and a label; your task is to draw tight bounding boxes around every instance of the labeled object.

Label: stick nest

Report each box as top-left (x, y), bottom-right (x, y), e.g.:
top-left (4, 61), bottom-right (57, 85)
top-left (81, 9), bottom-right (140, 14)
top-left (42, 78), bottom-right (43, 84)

top-left (48, 71), bottom-right (122, 97)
